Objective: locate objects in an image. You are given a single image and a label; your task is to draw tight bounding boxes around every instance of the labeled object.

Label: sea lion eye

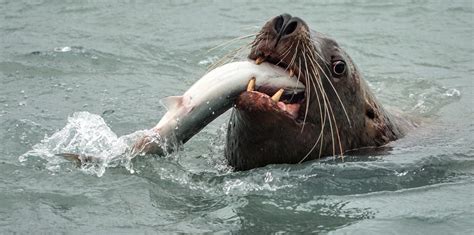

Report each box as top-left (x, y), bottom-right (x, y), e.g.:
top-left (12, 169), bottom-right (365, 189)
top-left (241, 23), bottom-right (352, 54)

top-left (332, 60), bottom-right (346, 76)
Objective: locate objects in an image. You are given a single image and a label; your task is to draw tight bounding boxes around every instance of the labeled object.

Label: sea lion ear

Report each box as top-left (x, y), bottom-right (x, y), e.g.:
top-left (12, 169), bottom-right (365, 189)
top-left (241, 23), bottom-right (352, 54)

top-left (160, 96), bottom-right (183, 111)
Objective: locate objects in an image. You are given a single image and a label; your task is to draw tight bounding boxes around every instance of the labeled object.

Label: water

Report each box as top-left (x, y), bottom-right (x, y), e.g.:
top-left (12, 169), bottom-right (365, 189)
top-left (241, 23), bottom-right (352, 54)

top-left (1, 1), bottom-right (473, 233)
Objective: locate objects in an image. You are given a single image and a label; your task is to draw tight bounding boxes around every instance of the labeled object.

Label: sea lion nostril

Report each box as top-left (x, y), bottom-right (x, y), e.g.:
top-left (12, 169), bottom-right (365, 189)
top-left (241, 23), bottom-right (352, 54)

top-left (273, 14), bottom-right (292, 34)
top-left (272, 15), bottom-right (302, 38)
top-left (274, 16), bottom-right (284, 33)
top-left (283, 21), bottom-right (298, 36)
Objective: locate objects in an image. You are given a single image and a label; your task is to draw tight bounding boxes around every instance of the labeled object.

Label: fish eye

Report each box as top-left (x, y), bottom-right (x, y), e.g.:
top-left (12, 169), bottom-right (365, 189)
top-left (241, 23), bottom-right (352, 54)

top-left (332, 60), bottom-right (346, 76)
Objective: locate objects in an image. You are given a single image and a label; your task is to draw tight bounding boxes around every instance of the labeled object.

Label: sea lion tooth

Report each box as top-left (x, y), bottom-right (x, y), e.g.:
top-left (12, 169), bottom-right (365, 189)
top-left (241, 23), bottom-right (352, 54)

top-left (289, 68), bottom-right (294, 77)
top-left (247, 77), bottom-right (256, 91)
top-left (255, 57), bottom-right (265, 65)
top-left (271, 88), bottom-right (284, 102)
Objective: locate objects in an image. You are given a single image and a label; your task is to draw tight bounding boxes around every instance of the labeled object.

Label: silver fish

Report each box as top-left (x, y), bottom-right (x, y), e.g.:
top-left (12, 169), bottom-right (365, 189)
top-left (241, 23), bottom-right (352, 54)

top-left (58, 61), bottom-right (304, 162)
top-left (154, 61), bottom-right (305, 145)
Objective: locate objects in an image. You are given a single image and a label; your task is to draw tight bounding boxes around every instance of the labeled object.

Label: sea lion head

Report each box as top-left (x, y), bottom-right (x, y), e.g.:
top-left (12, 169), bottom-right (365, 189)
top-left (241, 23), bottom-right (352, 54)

top-left (225, 14), bottom-right (403, 170)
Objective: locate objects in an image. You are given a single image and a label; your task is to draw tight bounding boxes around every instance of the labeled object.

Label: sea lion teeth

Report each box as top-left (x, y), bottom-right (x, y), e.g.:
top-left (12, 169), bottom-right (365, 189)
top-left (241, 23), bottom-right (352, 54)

top-left (255, 57), bottom-right (265, 65)
top-left (271, 88), bottom-right (284, 102)
top-left (289, 69), bottom-right (294, 77)
top-left (246, 77), bottom-right (256, 91)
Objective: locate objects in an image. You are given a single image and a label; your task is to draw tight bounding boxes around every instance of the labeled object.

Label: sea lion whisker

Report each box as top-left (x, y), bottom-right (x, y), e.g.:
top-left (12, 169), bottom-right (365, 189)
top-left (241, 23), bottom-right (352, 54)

top-left (207, 33), bottom-right (258, 53)
top-left (288, 41), bottom-right (300, 70)
top-left (275, 41), bottom-right (296, 69)
top-left (323, 89), bottom-right (344, 157)
top-left (310, 49), bottom-right (324, 145)
top-left (301, 52), bottom-right (311, 130)
top-left (297, 59), bottom-right (311, 129)
top-left (209, 35), bottom-right (261, 70)
top-left (281, 41), bottom-right (302, 101)
top-left (299, 70), bottom-right (327, 162)
top-left (312, 75), bottom-right (332, 158)
top-left (209, 43), bottom-right (250, 71)
top-left (210, 47), bottom-right (243, 69)
top-left (309, 57), bottom-right (343, 158)
top-left (282, 40), bottom-right (296, 60)
top-left (250, 33), bottom-right (265, 47)
top-left (302, 43), bottom-right (334, 158)
top-left (304, 43), bottom-right (342, 157)
top-left (315, 74), bottom-right (335, 157)
top-left (299, 46), bottom-right (329, 161)
top-left (310, 46), bottom-right (353, 128)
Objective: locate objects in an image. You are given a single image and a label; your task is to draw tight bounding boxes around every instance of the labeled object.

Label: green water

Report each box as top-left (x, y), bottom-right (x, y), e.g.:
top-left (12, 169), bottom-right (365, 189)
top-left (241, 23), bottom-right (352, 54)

top-left (1, 1), bottom-right (473, 233)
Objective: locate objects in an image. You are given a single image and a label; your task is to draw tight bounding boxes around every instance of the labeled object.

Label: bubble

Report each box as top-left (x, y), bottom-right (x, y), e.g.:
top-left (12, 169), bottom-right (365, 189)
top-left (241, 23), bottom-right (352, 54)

top-left (53, 46), bottom-right (72, 52)
top-left (264, 171), bottom-right (274, 183)
top-left (395, 171), bottom-right (408, 176)
top-left (445, 88), bottom-right (460, 97)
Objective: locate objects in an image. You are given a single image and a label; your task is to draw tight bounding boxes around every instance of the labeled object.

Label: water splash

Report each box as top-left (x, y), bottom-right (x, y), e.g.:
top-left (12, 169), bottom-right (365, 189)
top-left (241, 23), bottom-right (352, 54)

top-left (409, 86), bottom-right (461, 115)
top-left (19, 112), bottom-right (158, 177)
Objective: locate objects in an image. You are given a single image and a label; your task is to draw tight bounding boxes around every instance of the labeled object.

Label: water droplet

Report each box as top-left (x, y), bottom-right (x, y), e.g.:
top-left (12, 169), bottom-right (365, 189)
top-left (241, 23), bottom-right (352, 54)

top-left (54, 46), bottom-right (71, 52)
top-left (264, 172), bottom-right (273, 183)
top-left (445, 88), bottom-right (460, 97)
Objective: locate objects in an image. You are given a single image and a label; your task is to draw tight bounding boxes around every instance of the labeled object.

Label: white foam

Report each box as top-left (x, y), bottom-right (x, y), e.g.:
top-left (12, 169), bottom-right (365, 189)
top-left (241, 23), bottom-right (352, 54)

top-left (19, 112), bottom-right (157, 177)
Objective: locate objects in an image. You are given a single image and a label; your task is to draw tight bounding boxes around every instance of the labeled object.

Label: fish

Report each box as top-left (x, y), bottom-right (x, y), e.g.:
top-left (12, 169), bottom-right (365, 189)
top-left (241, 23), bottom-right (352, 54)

top-left (58, 61), bottom-right (304, 163)
top-left (155, 61), bottom-right (305, 145)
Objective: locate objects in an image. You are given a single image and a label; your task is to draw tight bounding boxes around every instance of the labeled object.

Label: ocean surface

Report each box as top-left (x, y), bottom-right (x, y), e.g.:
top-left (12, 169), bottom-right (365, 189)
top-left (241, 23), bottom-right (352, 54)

top-left (1, 0), bottom-right (473, 233)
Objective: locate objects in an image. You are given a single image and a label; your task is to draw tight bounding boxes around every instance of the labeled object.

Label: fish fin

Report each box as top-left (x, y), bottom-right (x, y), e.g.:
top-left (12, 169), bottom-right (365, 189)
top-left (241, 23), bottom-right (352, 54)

top-left (56, 153), bottom-right (97, 167)
top-left (160, 96), bottom-right (183, 111)
top-left (56, 153), bottom-right (81, 162)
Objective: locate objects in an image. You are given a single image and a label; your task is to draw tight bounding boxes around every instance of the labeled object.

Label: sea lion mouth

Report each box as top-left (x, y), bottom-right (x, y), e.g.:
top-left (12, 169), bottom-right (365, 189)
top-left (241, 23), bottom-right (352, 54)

top-left (244, 77), bottom-right (305, 120)
top-left (243, 14), bottom-right (312, 122)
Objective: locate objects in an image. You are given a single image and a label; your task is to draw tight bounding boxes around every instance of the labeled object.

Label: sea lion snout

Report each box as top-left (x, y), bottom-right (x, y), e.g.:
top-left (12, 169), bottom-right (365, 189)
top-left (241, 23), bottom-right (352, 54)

top-left (271, 14), bottom-right (307, 39)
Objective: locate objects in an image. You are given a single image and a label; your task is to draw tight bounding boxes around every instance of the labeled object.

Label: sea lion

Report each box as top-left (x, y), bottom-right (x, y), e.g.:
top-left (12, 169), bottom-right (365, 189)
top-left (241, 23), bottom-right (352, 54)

top-left (60, 14), bottom-right (414, 171)
top-left (225, 14), bottom-right (414, 170)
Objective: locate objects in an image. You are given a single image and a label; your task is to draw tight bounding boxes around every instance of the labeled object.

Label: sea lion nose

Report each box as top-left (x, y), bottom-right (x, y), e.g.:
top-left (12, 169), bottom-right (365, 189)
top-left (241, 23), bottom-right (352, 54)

top-left (273, 14), bottom-right (303, 38)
